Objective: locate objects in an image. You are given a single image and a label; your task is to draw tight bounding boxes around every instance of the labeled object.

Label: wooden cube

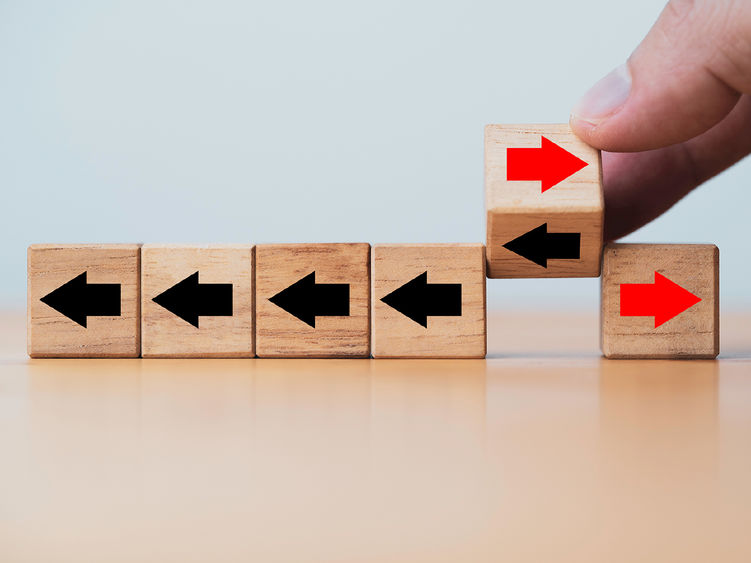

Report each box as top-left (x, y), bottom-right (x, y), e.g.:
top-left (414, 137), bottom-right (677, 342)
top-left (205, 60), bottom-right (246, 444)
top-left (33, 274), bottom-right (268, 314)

top-left (141, 244), bottom-right (255, 358)
top-left (28, 244), bottom-right (141, 358)
top-left (372, 244), bottom-right (486, 358)
top-left (255, 243), bottom-right (370, 358)
top-left (601, 243), bottom-right (719, 359)
top-left (485, 124), bottom-right (603, 278)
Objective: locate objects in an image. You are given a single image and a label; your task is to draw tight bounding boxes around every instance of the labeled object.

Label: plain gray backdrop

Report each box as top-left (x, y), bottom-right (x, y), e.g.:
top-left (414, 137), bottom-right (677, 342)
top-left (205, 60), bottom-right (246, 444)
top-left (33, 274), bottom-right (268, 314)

top-left (2, 0), bottom-right (748, 310)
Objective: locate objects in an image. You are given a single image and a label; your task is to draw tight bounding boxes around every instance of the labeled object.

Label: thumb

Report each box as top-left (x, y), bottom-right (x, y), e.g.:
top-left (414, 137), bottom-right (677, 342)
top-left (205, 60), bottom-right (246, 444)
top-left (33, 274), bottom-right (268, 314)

top-left (571, 0), bottom-right (751, 152)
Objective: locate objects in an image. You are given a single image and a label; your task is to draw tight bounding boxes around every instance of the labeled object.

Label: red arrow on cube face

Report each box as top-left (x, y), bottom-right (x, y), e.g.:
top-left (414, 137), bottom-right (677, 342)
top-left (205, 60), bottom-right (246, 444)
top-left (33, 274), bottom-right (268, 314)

top-left (506, 136), bottom-right (588, 192)
top-left (620, 272), bottom-right (701, 328)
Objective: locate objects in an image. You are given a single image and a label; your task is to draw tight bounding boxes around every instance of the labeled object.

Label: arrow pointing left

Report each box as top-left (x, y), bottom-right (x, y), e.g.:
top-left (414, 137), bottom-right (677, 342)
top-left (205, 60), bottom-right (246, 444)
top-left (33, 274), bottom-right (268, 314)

top-left (152, 272), bottom-right (233, 328)
top-left (40, 271), bottom-right (121, 328)
top-left (269, 271), bottom-right (350, 328)
top-left (502, 223), bottom-right (581, 267)
top-left (381, 272), bottom-right (462, 328)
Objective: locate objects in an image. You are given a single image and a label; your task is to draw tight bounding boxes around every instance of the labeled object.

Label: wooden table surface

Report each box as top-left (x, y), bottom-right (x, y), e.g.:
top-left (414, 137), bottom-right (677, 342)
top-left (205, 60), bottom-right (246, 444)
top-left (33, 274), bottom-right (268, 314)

top-left (1, 311), bottom-right (750, 562)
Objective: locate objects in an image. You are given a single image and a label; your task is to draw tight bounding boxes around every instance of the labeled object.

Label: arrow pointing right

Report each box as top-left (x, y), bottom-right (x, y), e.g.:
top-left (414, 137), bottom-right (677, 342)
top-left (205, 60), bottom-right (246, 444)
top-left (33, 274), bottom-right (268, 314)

top-left (502, 223), bottom-right (581, 267)
top-left (381, 272), bottom-right (462, 328)
top-left (507, 136), bottom-right (588, 192)
top-left (620, 271), bottom-right (701, 328)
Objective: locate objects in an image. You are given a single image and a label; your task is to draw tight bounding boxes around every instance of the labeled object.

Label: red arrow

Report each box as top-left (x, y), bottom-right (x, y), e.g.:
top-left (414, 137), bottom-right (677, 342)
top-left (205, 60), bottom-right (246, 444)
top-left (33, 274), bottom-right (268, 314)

top-left (506, 136), bottom-right (588, 192)
top-left (620, 272), bottom-right (701, 328)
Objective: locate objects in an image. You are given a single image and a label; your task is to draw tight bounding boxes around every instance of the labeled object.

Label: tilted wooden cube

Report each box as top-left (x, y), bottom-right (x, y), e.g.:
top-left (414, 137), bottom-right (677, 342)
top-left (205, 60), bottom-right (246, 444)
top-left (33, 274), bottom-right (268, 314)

top-left (372, 244), bottom-right (486, 358)
top-left (141, 244), bottom-right (255, 358)
top-left (28, 244), bottom-right (141, 358)
top-left (601, 243), bottom-right (719, 359)
top-left (485, 124), bottom-right (603, 278)
top-left (255, 243), bottom-right (370, 358)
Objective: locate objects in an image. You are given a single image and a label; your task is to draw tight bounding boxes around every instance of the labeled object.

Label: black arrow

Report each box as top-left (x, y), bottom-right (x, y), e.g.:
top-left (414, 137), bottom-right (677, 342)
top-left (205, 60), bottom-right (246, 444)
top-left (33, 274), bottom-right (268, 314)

top-left (40, 271), bottom-right (121, 328)
top-left (152, 272), bottom-right (233, 328)
top-left (269, 271), bottom-right (349, 328)
top-left (381, 272), bottom-right (462, 328)
top-left (502, 223), bottom-right (581, 267)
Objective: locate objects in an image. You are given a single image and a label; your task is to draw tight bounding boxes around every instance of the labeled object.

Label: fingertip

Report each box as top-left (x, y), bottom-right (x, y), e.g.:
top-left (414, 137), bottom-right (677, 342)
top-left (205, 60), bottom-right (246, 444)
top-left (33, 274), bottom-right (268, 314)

top-left (568, 114), bottom-right (597, 145)
top-left (569, 0), bottom-right (747, 153)
top-left (570, 63), bottom-right (632, 125)
top-left (569, 63), bottom-right (633, 150)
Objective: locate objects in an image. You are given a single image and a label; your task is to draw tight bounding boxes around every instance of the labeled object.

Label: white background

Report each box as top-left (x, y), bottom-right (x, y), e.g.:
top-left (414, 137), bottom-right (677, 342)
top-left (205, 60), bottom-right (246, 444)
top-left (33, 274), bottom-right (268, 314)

top-left (1, 0), bottom-right (747, 310)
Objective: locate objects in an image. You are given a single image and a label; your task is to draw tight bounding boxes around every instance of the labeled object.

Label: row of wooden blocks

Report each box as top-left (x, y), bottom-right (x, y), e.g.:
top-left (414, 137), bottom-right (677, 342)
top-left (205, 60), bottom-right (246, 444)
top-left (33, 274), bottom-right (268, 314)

top-left (26, 124), bottom-right (719, 359)
top-left (28, 241), bottom-right (718, 359)
top-left (28, 243), bottom-right (486, 358)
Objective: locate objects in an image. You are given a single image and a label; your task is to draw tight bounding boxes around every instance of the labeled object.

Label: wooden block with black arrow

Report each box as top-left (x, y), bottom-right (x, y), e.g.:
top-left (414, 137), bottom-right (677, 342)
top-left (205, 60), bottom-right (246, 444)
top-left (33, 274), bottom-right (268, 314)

top-left (28, 244), bottom-right (141, 358)
top-left (372, 244), bottom-right (486, 358)
top-left (255, 243), bottom-right (370, 358)
top-left (485, 123), bottom-right (603, 278)
top-left (140, 244), bottom-right (255, 358)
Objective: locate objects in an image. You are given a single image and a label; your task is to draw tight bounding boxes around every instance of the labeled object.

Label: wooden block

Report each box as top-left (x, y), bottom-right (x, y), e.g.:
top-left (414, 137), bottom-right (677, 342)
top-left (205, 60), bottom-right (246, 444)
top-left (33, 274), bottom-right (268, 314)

top-left (601, 243), bottom-right (719, 359)
top-left (141, 245), bottom-right (255, 358)
top-left (255, 243), bottom-right (370, 358)
top-left (485, 123), bottom-right (603, 278)
top-left (28, 244), bottom-right (141, 358)
top-left (372, 244), bottom-right (486, 358)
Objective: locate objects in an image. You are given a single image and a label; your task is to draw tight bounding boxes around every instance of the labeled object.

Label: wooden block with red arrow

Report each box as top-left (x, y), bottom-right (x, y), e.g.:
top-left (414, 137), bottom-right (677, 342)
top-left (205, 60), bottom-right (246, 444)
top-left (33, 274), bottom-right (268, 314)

top-left (485, 124), bottom-right (603, 278)
top-left (601, 243), bottom-right (719, 359)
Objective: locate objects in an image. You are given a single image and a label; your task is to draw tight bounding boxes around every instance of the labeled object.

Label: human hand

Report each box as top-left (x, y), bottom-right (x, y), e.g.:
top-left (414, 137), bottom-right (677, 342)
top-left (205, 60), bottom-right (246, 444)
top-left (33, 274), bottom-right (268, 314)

top-left (570, 0), bottom-right (751, 240)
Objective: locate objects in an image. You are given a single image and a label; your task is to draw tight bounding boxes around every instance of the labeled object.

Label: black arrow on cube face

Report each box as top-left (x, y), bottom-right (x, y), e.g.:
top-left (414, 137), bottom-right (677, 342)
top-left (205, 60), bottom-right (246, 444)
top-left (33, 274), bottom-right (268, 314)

top-left (40, 271), bottom-right (121, 328)
top-left (152, 272), bottom-right (233, 328)
top-left (269, 271), bottom-right (350, 328)
top-left (502, 223), bottom-right (581, 268)
top-left (380, 272), bottom-right (462, 328)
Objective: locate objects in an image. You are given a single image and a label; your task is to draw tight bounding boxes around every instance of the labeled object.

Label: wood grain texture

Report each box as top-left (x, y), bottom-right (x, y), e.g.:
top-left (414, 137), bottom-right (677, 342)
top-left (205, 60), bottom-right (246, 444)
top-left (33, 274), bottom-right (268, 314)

top-left (485, 124), bottom-right (603, 278)
top-left (27, 244), bottom-right (140, 358)
top-left (372, 244), bottom-right (486, 358)
top-left (601, 243), bottom-right (719, 359)
top-left (255, 244), bottom-right (370, 358)
top-left (141, 245), bottom-right (254, 358)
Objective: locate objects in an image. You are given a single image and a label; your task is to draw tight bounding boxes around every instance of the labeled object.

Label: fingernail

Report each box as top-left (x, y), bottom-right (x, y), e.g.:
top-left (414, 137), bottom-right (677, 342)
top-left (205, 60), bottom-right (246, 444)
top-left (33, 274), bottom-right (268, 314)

top-left (571, 63), bottom-right (632, 125)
